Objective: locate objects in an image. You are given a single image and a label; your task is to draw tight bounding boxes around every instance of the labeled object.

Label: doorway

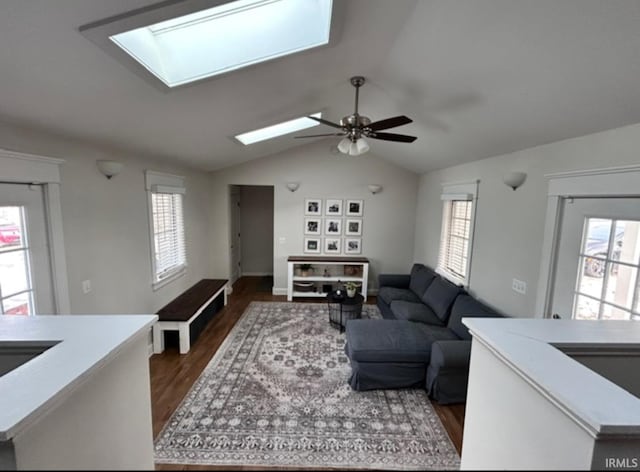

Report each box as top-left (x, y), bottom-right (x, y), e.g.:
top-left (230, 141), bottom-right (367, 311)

top-left (551, 197), bottom-right (640, 320)
top-left (0, 183), bottom-right (55, 315)
top-left (228, 185), bottom-right (274, 290)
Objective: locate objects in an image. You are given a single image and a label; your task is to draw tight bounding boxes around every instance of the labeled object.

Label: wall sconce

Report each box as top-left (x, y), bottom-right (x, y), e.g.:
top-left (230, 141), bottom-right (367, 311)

top-left (285, 182), bottom-right (300, 192)
top-left (503, 171), bottom-right (527, 191)
top-left (368, 184), bottom-right (383, 194)
top-left (96, 160), bottom-right (124, 180)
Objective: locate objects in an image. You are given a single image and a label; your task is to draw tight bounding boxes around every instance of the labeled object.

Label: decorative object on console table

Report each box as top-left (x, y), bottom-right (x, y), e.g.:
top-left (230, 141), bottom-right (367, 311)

top-left (299, 263), bottom-right (313, 277)
top-left (346, 199), bottom-right (363, 217)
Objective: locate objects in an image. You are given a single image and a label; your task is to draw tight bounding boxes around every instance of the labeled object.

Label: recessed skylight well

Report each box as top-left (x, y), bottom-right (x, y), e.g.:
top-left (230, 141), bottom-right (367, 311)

top-left (82, 0), bottom-right (334, 89)
top-left (236, 113), bottom-right (322, 145)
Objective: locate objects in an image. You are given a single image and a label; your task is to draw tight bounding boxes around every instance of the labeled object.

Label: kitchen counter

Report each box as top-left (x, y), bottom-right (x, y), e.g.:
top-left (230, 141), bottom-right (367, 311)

top-left (461, 318), bottom-right (640, 470)
top-left (0, 314), bottom-right (157, 470)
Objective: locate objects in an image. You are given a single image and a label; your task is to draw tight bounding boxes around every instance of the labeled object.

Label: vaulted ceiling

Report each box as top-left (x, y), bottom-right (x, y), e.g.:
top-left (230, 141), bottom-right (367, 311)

top-left (1, 0), bottom-right (640, 173)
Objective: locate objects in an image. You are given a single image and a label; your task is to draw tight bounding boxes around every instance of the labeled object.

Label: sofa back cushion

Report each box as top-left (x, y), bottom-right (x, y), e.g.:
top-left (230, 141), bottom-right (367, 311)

top-left (409, 264), bottom-right (437, 297)
top-left (421, 276), bottom-right (464, 323)
top-left (448, 294), bottom-right (502, 340)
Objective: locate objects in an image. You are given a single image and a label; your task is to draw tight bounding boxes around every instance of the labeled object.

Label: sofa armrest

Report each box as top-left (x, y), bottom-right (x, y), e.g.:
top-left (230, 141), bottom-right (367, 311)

top-left (378, 274), bottom-right (411, 289)
top-left (430, 340), bottom-right (472, 369)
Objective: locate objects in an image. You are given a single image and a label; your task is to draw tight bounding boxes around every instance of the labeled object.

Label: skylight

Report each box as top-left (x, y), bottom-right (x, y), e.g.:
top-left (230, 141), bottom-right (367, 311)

top-left (235, 113), bottom-right (322, 145)
top-left (108, 0), bottom-right (333, 88)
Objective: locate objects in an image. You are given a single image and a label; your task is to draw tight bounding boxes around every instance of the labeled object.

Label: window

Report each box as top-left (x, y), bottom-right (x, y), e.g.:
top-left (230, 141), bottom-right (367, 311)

top-left (101, 0), bottom-right (333, 88)
top-left (235, 112), bottom-right (322, 145)
top-left (573, 217), bottom-right (640, 320)
top-left (146, 171), bottom-right (186, 288)
top-left (0, 206), bottom-right (34, 315)
top-left (437, 182), bottom-right (478, 286)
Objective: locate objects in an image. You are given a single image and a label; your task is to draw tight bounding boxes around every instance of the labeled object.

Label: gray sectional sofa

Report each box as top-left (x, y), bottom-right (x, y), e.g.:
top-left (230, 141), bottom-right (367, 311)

top-left (344, 263), bottom-right (503, 404)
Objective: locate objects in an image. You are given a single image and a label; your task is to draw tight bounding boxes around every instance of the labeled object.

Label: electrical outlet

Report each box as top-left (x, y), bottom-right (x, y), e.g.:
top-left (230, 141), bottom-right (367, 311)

top-left (512, 278), bottom-right (526, 295)
top-left (82, 279), bottom-right (92, 294)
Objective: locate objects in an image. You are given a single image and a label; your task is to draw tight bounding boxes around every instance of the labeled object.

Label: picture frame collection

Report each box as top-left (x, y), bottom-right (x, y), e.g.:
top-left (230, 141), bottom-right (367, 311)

top-left (304, 198), bottom-right (363, 255)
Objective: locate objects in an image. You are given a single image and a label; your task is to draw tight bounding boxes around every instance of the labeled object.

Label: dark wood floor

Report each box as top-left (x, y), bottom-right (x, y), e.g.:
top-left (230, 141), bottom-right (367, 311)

top-left (150, 276), bottom-right (465, 470)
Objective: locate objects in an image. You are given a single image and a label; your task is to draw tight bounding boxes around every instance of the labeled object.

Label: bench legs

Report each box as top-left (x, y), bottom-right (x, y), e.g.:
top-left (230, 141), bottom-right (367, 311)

top-left (152, 323), bottom-right (165, 354)
top-left (178, 324), bottom-right (191, 354)
top-left (152, 321), bottom-right (188, 354)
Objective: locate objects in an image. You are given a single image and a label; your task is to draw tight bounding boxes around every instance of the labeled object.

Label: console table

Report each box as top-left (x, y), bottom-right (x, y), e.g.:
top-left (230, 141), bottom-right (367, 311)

top-left (287, 256), bottom-right (369, 301)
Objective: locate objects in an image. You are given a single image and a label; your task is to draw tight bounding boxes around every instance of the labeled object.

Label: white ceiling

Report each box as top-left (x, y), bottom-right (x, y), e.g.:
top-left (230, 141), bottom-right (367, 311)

top-left (1, 0), bottom-right (640, 173)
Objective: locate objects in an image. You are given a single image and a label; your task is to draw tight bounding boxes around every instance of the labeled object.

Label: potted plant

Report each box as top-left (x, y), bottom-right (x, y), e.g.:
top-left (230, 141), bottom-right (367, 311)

top-left (300, 264), bottom-right (313, 277)
top-left (344, 281), bottom-right (359, 298)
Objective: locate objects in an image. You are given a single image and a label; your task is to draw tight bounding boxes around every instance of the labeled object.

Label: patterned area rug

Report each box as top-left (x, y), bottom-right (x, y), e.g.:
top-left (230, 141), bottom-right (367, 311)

top-left (154, 301), bottom-right (460, 470)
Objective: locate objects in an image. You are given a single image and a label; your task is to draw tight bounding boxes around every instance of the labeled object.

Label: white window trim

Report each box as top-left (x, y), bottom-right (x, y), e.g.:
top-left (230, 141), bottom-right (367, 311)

top-left (536, 164), bottom-right (640, 318)
top-left (0, 148), bottom-right (70, 313)
top-left (145, 170), bottom-right (187, 290)
top-left (437, 180), bottom-right (479, 288)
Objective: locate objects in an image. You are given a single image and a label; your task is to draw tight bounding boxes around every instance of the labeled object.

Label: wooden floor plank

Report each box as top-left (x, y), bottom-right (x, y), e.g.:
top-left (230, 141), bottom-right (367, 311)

top-left (150, 276), bottom-right (465, 469)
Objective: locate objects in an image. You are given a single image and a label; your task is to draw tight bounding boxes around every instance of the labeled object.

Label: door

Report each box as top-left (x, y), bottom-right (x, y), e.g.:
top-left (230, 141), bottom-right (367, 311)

top-left (551, 197), bottom-right (640, 320)
top-left (229, 186), bottom-right (241, 284)
top-left (0, 183), bottom-right (55, 315)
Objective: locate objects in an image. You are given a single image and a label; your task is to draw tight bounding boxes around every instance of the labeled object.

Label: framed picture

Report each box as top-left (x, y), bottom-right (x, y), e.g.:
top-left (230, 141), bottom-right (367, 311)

top-left (304, 218), bottom-right (321, 235)
top-left (305, 198), bottom-right (322, 216)
top-left (324, 218), bottom-right (342, 235)
top-left (324, 237), bottom-right (341, 254)
top-left (345, 219), bottom-right (362, 236)
top-left (346, 199), bottom-right (364, 217)
top-left (304, 238), bottom-right (321, 254)
top-left (345, 238), bottom-right (362, 255)
top-left (325, 199), bottom-right (343, 216)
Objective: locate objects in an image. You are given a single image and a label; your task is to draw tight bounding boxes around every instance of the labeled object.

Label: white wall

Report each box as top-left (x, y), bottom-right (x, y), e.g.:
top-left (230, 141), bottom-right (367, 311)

top-left (239, 185), bottom-right (274, 275)
top-left (414, 122), bottom-right (640, 317)
top-left (209, 141), bottom-right (420, 292)
top-left (0, 120), bottom-right (213, 315)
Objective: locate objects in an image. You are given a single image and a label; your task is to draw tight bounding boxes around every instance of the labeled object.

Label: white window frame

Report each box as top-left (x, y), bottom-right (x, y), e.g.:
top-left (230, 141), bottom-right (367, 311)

top-left (0, 149), bottom-right (69, 313)
top-left (537, 164), bottom-right (640, 318)
top-left (437, 180), bottom-right (479, 287)
top-left (145, 170), bottom-right (187, 290)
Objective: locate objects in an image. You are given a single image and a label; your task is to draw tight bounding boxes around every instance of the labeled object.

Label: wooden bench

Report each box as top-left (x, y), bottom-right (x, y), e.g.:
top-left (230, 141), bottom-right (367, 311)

top-left (152, 279), bottom-right (228, 354)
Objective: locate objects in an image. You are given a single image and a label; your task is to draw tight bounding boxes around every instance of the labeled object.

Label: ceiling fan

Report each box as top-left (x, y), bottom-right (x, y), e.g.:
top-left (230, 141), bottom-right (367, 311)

top-left (295, 76), bottom-right (417, 155)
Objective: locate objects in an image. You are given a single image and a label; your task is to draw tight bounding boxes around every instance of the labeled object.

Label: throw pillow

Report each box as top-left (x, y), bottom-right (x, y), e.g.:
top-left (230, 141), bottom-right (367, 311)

top-left (421, 276), bottom-right (463, 323)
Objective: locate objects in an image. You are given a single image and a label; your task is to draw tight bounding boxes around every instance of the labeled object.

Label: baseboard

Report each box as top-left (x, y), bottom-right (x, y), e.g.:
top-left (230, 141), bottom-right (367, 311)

top-left (368, 288), bottom-right (378, 295)
top-left (272, 287), bottom-right (288, 296)
top-left (242, 272), bottom-right (273, 276)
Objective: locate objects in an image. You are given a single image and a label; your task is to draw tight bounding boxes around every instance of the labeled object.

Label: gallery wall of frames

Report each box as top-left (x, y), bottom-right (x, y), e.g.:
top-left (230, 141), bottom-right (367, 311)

top-left (303, 198), bottom-right (363, 255)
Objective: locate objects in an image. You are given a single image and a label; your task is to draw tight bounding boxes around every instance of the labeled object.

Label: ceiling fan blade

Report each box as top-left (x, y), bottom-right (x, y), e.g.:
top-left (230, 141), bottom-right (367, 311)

top-left (369, 132), bottom-right (417, 143)
top-left (367, 115), bottom-right (413, 131)
top-left (294, 133), bottom-right (346, 138)
top-left (307, 116), bottom-right (344, 129)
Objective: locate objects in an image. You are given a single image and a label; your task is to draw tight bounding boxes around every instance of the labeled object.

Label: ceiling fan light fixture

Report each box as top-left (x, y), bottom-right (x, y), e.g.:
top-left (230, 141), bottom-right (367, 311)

top-left (356, 137), bottom-right (370, 154)
top-left (337, 137), bottom-right (351, 154)
top-left (348, 141), bottom-right (360, 156)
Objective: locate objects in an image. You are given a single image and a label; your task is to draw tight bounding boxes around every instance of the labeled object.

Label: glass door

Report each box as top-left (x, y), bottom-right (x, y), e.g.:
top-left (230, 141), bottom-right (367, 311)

top-left (551, 198), bottom-right (640, 320)
top-left (0, 184), bottom-right (54, 315)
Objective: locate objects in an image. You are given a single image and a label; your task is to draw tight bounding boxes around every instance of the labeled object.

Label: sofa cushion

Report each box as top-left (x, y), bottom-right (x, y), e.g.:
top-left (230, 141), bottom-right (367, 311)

top-left (378, 286), bottom-right (421, 306)
top-left (409, 264), bottom-right (437, 297)
top-left (448, 294), bottom-right (501, 340)
top-left (345, 320), bottom-right (459, 363)
top-left (390, 301), bottom-right (444, 326)
top-left (421, 276), bottom-right (464, 323)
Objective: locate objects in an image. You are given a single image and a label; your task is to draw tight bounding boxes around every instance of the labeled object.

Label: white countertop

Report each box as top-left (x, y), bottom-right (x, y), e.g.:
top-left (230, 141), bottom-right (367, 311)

top-left (463, 318), bottom-right (640, 438)
top-left (0, 314), bottom-right (157, 441)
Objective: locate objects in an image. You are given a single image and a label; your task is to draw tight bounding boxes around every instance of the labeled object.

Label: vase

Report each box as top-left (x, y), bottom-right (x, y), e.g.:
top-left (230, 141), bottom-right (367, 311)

top-left (347, 288), bottom-right (356, 298)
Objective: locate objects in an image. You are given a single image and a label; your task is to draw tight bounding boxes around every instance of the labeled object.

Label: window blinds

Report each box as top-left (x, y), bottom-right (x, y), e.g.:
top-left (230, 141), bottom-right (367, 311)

top-left (151, 192), bottom-right (186, 281)
top-left (438, 200), bottom-right (472, 281)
